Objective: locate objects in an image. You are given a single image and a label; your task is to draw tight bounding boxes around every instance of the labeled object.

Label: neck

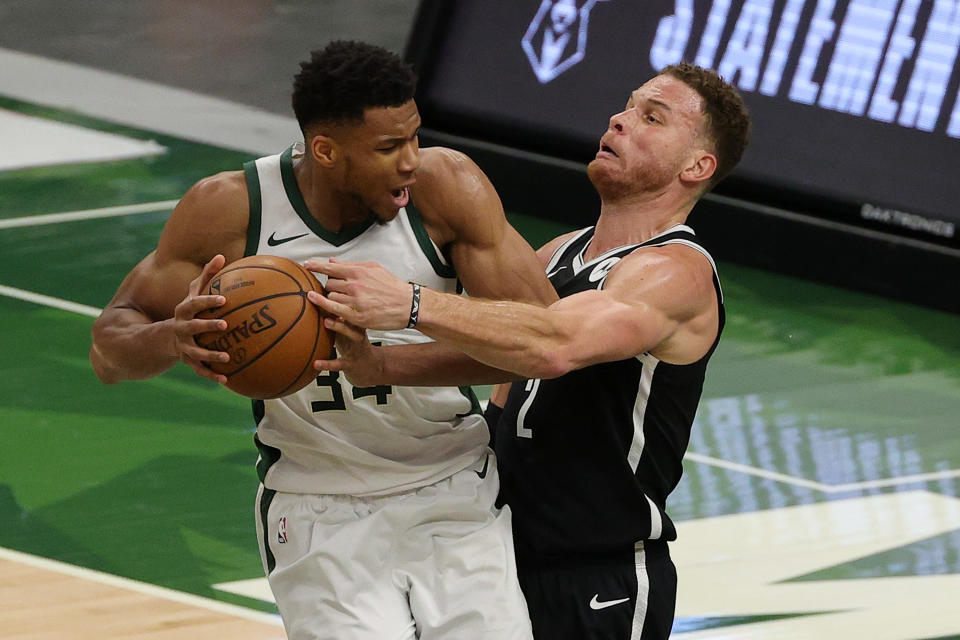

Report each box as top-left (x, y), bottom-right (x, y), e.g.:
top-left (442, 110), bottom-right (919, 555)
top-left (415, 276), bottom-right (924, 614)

top-left (293, 155), bottom-right (370, 232)
top-left (587, 189), bottom-right (695, 259)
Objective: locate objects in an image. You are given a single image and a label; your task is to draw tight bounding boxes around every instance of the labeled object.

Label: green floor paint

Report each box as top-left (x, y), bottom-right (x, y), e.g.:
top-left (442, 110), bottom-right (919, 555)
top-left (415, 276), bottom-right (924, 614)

top-left (0, 303), bottom-right (264, 607)
top-left (792, 528), bottom-right (960, 580)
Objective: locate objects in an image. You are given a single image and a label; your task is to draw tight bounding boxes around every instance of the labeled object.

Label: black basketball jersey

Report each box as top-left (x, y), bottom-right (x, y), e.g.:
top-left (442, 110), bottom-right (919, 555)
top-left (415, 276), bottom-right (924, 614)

top-left (495, 224), bottom-right (725, 561)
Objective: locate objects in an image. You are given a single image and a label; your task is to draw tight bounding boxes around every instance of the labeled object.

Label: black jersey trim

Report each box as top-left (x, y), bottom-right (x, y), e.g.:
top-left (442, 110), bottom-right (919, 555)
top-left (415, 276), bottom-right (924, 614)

top-left (405, 201), bottom-right (457, 279)
top-left (279, 146), bottom-right (376, 246)
top-left (257, 485), bottom-right (278, 574)
top-left (242, 159), bottom-right (262, 257)
top-left (456, 385), bottom-right (483, 417)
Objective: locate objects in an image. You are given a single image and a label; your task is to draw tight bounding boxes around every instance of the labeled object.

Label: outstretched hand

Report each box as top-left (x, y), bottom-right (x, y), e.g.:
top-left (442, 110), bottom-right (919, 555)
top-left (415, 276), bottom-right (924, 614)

top-left (172, 254), bottom-right (229, 384)
top-left (305, 258), bottom-right (414, 331)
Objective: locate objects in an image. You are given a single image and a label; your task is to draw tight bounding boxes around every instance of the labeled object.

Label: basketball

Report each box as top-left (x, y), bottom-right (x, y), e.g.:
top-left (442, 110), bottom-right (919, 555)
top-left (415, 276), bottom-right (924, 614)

top-left (195, 255), bottom-right (332, 399)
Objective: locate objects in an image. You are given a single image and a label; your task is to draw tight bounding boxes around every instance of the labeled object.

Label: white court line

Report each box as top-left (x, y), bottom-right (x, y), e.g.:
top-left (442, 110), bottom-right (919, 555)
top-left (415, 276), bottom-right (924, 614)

top-left (0, 284), bottom-right (101, 317)
top-left (0, 546), bottom-right (283, 627)
top-left (0, 199), bottom-right (178, 230)
top-left (685, 451), bottom-right (960, 493)
top-left (683, 452), bottom-right (828, 491)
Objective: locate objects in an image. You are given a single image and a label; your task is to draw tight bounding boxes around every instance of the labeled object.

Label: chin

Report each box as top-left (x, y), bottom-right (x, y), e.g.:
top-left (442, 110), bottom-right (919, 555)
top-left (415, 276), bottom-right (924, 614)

top-left (587, 162), bottom-right (619, 194)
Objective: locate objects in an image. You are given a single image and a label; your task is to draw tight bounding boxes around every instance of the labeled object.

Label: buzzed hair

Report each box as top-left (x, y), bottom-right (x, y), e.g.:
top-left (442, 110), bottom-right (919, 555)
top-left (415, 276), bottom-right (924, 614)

top-left (292, 40), bottom-right (417, 134)
top-left (660, 62), bottom-right (751, 189)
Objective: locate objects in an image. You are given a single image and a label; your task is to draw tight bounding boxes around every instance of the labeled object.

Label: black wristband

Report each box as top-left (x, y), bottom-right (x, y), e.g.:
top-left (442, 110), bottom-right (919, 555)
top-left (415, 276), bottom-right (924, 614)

top-left (407, 282), bottom-right (421, 328)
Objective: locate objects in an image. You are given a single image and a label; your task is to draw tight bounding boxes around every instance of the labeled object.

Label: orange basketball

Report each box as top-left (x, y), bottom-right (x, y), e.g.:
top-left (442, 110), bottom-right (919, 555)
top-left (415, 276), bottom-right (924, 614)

top-left (196, 255), bottom-right (332, 399)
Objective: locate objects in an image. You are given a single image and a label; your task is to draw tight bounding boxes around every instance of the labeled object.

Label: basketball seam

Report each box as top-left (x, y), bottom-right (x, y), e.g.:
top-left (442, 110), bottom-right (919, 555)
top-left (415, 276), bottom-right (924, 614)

top-left (201, 258), bottom-right (324, 399)
top-left (274, 264), bottom-right (326, 398)
top-left (217, 292), bottom-right (309, 385)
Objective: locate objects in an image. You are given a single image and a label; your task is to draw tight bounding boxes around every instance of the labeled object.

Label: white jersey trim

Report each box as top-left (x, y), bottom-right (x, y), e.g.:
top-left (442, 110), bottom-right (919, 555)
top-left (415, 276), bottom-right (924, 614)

top-left (544, 227), bottom-right (592, 274)
top-left (631, 542), bottom-right (650, 639)
top-left (627, 352), bottom-right (658, 472)
top-left (645, 495), bottom-right (663, 540)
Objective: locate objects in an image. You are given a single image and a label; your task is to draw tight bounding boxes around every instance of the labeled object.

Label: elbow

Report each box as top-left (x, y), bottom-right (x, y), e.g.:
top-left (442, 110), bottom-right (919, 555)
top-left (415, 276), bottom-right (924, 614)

top-left (89, 343), bottom-right (119, 384)
top-left (522, 344), bottom-right (576, 380)
top-left (89, 320), bottom-right (120, 384)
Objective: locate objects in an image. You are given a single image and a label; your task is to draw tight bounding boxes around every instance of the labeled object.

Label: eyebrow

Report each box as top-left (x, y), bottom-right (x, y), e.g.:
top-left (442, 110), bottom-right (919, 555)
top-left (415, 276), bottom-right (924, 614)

top-left (627, 92), bottom-right (673, 112)
top-left (377, 126), bottom-right (421, 145)
top-left (646, 98), bottom-right (672, 112)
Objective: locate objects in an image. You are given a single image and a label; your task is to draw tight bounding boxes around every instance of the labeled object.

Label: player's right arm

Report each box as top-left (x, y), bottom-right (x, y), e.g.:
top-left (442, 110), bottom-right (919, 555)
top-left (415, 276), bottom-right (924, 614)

top-left (315, 231), bottom-right (579, 387)
top-left (90, 172), bottom-right (249, 384)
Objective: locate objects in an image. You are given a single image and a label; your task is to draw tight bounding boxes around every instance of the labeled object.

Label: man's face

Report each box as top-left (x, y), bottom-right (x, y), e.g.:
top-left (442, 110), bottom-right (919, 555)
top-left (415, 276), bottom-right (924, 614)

top-left (587, 75), bottom-right (711, 200)
top-left (333, 99), bottom-right (421, 221)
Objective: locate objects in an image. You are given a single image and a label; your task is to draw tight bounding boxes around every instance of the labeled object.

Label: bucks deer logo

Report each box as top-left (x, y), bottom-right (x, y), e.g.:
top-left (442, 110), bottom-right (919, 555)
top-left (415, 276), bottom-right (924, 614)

top-left (521, 0), bottom-right (611, 84)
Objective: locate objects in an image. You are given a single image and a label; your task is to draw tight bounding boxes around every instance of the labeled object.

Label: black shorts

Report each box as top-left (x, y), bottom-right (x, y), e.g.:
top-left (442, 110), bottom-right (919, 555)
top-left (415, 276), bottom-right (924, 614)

top-left (517, 540), bottom-right (676, 640)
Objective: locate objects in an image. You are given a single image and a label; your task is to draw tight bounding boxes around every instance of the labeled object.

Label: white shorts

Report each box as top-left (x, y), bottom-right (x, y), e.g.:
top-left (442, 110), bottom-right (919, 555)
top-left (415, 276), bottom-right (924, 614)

top-left (255, 451), bottom-right (533, 640)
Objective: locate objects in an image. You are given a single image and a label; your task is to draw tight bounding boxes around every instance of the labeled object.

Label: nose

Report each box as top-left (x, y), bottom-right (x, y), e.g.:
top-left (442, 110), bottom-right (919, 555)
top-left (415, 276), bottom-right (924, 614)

top-left (399, 138), bottom-right (420, 173)
top-left (609, 109), bottom-right (628, 133)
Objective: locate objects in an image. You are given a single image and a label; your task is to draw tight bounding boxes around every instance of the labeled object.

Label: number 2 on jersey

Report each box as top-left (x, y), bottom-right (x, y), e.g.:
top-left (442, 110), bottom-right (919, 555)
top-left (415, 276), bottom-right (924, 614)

top-left (516, 378), bottom-right (541, 438)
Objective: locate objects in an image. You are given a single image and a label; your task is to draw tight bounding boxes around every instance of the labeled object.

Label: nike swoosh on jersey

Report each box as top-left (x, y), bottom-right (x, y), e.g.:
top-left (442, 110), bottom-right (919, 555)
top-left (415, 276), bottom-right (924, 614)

top-left (267, 231), bottom-right (309, 246)
top-left (475, 454), bottom-right (490, 479)
top-left (589, 594), bottom-right (630, 610)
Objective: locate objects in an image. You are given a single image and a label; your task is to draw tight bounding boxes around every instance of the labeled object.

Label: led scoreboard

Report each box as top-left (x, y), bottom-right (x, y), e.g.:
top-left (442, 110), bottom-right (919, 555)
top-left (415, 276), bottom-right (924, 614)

top-left (407, 0), bottom-right (960, 306)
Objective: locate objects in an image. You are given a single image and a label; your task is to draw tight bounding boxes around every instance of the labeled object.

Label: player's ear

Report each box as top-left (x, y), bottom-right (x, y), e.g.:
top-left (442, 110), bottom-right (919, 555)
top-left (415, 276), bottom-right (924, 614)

top-left (680, 150), bottom-right (717, 186)
top-left (308, 134), bottom-right (337, 168)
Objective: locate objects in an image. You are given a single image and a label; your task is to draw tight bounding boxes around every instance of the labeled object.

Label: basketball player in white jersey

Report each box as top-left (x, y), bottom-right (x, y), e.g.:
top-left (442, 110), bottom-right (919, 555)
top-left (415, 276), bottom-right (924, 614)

top-left (306, 63), bottom-right (751, 639)
top-left (90, 41), bottom-right (556, 639)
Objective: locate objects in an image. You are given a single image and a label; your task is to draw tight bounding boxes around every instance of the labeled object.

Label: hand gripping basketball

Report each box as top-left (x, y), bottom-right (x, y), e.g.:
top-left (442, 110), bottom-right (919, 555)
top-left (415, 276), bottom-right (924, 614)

top-left (173, 254), bottom-right (230, 384)
top-left (195, 255), bottom-right (334, 399)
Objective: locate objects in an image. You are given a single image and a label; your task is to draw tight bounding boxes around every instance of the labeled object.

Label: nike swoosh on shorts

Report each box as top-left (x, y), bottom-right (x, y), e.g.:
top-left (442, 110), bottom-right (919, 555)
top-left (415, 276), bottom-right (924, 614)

top-left (589, 594), bottom-right (630, 610)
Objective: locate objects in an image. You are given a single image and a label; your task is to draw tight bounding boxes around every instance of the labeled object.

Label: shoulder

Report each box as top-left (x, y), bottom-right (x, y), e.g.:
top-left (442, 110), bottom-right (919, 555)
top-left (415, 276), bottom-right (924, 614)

top-left (606, 243), bottom-right (716, 317)
top-left (157, 170), bottom-right (250, 266)
top-left (415, 146), bottom-right (485, 188)
top-left (409, 147), bottom-right (503, 247)
top-left (535, 229), bottom-right (585, 266)
top-left (538, 229), bottom-right (586, 256)
top-left (181, 170), bottom-right (249, 213)
top-left (411, 147), bottom-right (496, 215)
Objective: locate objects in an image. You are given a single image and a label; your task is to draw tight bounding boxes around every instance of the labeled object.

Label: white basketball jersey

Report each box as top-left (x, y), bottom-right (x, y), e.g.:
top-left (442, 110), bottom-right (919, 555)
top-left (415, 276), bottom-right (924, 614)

top-left (243, 143), bottom-right (488, 496)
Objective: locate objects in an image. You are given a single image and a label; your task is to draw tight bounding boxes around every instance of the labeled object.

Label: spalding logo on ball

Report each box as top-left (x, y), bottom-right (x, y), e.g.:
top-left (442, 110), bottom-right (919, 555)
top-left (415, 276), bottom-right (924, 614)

top-left (196, 255), bottom-right (333, 399)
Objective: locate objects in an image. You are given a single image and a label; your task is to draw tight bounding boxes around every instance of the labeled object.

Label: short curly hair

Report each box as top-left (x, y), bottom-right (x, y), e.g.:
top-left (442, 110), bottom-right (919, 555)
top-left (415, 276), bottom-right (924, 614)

top-left (660, 62), bottom-right (751, 189)
top-left (292, 41), bottom-right (417, 133)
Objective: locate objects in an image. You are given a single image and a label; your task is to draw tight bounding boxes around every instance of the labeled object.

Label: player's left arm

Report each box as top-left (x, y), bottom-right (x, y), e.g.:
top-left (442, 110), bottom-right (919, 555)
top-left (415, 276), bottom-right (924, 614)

top-left (312, 245), bottom-right (719, 378)
top-left (308, 147), bottom-right (557, 387)
top-left (411, 147), bottom-right (558, 305)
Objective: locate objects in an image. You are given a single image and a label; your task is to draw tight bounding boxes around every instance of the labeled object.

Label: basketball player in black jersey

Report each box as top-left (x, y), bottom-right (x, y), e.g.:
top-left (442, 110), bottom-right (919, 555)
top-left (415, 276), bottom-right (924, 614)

top-left (308, 63), bottom-right (751, 639)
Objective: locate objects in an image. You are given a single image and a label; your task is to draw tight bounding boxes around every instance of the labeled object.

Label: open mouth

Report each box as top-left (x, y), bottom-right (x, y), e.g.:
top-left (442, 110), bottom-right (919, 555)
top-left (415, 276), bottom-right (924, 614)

top-left (600, 144), bottom-right (618, 157)
top-left (390, 186), bottom-right (410, 208)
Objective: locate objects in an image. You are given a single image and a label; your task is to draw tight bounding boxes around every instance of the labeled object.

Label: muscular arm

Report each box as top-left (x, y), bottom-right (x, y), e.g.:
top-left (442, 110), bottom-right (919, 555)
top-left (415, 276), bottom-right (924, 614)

top-left (313, 244), bottom-right (719, 380)
top-left (311, 148), bottom-right (559, 386)
top-left (90, 172), bottom-right (249, 383)
top-left (413, 147), bottom-right (557, 303)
